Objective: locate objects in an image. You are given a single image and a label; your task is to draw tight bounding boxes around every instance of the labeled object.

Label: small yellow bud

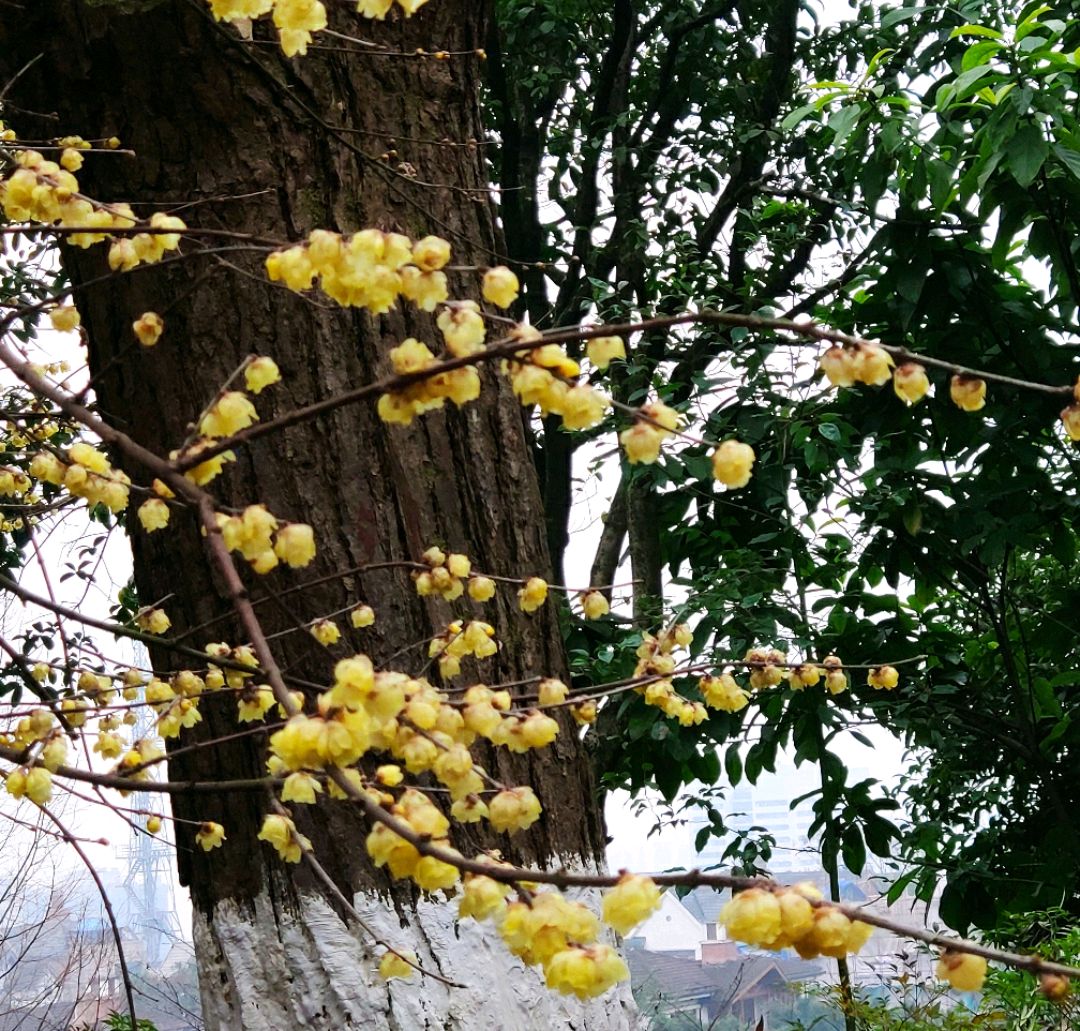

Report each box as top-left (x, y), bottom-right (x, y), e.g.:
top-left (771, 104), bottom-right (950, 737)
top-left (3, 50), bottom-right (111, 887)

top-left (132, 312), bottom-right (165, 347)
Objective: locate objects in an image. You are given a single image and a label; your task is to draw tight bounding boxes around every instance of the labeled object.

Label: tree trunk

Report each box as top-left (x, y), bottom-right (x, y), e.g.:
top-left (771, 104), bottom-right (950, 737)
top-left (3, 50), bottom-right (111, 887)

top-left (0, 3), bottom-right (635, 1027)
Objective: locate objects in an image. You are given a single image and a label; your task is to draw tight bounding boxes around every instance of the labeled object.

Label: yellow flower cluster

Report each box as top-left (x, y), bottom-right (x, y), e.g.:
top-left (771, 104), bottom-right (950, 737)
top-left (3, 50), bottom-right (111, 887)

top-left (0, 149), bottom-right (186, 257)
top-left (823, 342), bottom-right (996, 417)
top-left (497, 892), bottom-right (628, 998)
top-left (819, 342), bottom-right (894, 388)
top-left (29, 442), bottom-right (130, 514)
top-left (699, 673), bottom-right (749, 713)
top-left (5, 766), bottom-right (53, 805)
top-left (413, 546), bottom-right (473, 600)
top-left (634, 625), bottom-right (706, 725)
top-left (377, 337), bottom-right (480, 425)
top-left (357, 0), bottom-right (430, 22)
top-left (744, 647), bottom-right (786, 690)
top-left (504, 327), bottom-right (609, 429)
top-left (257, 813), bottom-right (311, 863)
top-left (428, 619), bottom-right (498, 679)
top-left (867, 664), bottom-right (900, 691)
top-left (216, 505), bottom-right (317, 573)
top-left (266, 228), bottom-right (449, 312)
top-left (206, 0), bottom-right (327, 56)
top-left (0, 467), bottom-right (31, 498)
top-left (722, 885), bottom-right (873, 960)
top-left (366, 788), bottom-right (460, 886)
top-left (620, 402), bottom-right (680, 464)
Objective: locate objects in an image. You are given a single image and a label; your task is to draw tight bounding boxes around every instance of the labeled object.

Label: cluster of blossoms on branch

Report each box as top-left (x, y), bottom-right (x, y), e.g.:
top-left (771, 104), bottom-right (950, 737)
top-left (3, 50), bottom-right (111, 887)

top-left (207, 0), bottom-right (431, 57)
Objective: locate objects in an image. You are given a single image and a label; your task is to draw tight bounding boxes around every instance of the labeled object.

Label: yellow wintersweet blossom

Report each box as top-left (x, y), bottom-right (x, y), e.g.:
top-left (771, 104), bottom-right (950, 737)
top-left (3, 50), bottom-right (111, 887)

top-left (867, 665), bottom-right (899, 690)
top-left (543, 945), bottom-right (629, 999)
top-left (699, 673), bottom-right (748, 713)
top-left (458, 874), bottom-right (509, 921)
top-left (586, 336), bottom-right (626, 370)
top-left (518, 576), bottom-right (548, 613)
top-left (711, 439), bottom-right (755, 488)
top-left (350, 604), bottom-right (375, 628)
top-left (133, 311), bottom-right (164, 347)
top-left (49, 306), bottom-right (81, 333)
top-left (819, 342), bottom-right (894, 388)
top-left (893, 362), bottom-right (930, 405)
top-left (950, 374), bottom-right (986, 412)
top-left (138, 498), bottom-right (170, 532)
top-left (196, 821), bottom-right (226, 851)
top-left (378, 950), bottom-right (416, 981)
top-left (273, 523), bottom-right (316, 568)
top-left (482, 266), bottom-right (519, 308)
top-left (200, 391), bottom-right (257, 439)
top-left (936, 950), bottom-right (987, 992)
top-left (245, 356), bottom-right (281, 394)
top-left (5, 766), bottom-right (53, 805)
top-left (258, 813), bottom-right (310, 862)
top-left (487, 786), bottom-right (542, 834)
top-left (602, 874), bottom-right (662, 936)
top-left (620, 401), bottom-right (680, 464)
top-left (272, 0), bottom-right (327, 57)
top-left (136, 608), bottom-right (171, 635)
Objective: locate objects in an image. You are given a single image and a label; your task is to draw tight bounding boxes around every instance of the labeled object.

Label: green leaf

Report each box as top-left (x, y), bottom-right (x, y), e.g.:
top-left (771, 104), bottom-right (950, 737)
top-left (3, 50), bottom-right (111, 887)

top-left (1006, 123), bottom-right (1049, 186)
top-left (950, 24), bottom-right (1003, 40)
top-left (781, 103), bottom-right (818, 132)
top-left (724, 744), bottom-right (742, 786)
top-left (841, 824), bottom-right (867, 874)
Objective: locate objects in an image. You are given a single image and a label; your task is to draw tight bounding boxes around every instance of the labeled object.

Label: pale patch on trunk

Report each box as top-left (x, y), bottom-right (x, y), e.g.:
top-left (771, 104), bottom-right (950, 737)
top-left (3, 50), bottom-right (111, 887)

top-left (194, 881), bottom-right (641, 1031)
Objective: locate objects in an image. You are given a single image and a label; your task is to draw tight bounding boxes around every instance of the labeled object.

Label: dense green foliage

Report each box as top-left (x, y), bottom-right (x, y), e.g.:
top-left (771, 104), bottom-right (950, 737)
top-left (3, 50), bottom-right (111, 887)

top-left (488, 0), bottom-right (1080, 935)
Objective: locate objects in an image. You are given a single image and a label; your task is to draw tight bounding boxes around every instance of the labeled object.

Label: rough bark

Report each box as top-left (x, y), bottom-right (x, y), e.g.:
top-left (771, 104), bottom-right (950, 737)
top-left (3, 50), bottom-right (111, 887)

top-left (0, 3), bottom-right (634, 1027)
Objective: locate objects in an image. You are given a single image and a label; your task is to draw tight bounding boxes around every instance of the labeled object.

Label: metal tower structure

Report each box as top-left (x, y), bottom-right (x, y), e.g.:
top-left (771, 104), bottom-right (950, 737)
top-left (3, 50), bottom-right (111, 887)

top-left (116, 662), bottom-right (181, 967)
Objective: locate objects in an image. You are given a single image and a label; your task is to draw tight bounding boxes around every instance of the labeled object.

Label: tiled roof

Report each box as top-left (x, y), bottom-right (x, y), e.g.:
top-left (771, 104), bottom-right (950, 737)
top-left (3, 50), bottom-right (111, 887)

top-left (628, 947), bottom-right (822, 1005)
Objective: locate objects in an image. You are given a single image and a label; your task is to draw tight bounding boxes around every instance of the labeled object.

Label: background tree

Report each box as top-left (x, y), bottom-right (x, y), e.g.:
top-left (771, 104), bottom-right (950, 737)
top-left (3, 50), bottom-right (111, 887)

top-left (482, 0), bottom-right (1080, 944)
